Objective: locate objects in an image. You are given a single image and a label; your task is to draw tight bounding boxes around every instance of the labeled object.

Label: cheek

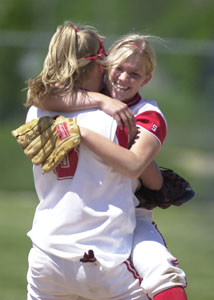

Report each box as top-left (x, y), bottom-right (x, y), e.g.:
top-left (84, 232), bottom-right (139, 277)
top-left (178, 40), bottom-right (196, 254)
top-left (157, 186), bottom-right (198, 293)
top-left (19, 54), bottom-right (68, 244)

top-left (136, 78), bottom-right (145, 89)
top-left (138, 81), bottom-right (144, 89)
top-left (109, 69), bottom-right (118, 81)
top-left (130, 79), bottom-right (142, 90)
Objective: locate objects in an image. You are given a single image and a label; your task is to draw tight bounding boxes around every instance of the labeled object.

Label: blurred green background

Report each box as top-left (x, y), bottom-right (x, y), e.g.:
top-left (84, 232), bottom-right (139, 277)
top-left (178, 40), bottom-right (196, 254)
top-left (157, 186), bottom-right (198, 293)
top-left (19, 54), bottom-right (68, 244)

top-left (0, 0), bottom-right (213, 299)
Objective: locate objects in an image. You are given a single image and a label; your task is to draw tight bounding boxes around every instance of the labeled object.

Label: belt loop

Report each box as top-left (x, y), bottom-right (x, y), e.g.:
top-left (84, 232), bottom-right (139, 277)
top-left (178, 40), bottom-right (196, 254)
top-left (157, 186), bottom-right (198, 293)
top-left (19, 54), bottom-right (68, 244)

top-left (80, 250), bottom-right (96, 263)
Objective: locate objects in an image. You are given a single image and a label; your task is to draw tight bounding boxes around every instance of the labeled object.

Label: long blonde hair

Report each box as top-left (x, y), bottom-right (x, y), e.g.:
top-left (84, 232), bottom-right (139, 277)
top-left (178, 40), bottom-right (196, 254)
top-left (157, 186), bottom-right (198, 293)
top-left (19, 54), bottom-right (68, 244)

top-left (25, 21), bottom-right (106, 106)
top-left (106, 34), bottom-right (156, 78)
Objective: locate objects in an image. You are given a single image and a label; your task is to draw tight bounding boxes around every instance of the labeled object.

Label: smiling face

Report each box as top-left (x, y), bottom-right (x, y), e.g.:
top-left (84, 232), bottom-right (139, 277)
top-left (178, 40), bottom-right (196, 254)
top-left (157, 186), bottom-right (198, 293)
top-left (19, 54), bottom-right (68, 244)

top-left (106, 54), bottom-right (149, 102)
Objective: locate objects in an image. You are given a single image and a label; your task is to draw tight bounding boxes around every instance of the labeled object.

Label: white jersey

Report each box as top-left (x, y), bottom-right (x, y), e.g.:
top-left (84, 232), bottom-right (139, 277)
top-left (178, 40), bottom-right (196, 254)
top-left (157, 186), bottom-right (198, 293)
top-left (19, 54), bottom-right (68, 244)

top-left (26, 94), bottom-right (167, 268)
top-left (26, 106), bottom-right (136, 268)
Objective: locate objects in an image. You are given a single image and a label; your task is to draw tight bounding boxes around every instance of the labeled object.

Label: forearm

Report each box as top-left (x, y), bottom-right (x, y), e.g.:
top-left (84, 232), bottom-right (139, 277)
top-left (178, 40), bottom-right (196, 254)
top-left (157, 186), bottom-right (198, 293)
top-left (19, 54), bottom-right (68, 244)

top-left (32, 90), bottom-right (110, 112)
top-left (80, 127), bottom-right (160, 179)
top-left (33, 90), bottom-right (136, 132)
top-left (139, 161), bottom-right (163, 190)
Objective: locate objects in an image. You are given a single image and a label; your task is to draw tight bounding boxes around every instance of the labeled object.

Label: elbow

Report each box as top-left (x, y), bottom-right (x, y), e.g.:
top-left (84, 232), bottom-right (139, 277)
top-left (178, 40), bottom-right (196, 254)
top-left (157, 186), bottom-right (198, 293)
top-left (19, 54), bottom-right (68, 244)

top-left (129, 173), bottom-right (141, 179)
top-left (124, 165), bottom-right (145, 179)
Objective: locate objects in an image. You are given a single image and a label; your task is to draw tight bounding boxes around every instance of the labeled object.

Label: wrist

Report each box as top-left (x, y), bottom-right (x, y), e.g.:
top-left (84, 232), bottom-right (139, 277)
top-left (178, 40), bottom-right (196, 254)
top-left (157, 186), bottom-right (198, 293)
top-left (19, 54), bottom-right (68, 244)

top-left (82, 91), bottom-right (105, 110)
top-left (92, 92), bottom-right (113, 111)
top-left (94, 94), bottom-right (106, 110)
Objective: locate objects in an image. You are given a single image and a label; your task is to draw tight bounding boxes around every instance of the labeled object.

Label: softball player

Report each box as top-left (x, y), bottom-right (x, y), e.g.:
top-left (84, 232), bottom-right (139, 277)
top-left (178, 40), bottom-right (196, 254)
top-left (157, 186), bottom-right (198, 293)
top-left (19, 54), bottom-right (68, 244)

top-left (25, 21), bottom-right (149, 300)
top-left (79, 94), bottom-right (187, 300)
top-left (33, 29), bottom-right (188, 299)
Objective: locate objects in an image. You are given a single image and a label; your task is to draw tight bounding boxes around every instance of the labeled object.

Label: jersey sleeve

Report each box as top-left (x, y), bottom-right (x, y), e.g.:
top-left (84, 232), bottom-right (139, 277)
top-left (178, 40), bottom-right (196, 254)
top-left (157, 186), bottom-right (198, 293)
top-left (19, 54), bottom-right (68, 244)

top-left (135, 110), bottom-right (167, 145)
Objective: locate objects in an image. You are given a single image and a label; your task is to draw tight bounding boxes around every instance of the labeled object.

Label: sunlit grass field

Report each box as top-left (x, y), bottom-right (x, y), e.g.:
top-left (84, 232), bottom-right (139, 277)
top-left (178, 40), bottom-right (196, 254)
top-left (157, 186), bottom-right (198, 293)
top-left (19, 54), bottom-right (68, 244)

top-left (0, 190), bottom-right (213, 300)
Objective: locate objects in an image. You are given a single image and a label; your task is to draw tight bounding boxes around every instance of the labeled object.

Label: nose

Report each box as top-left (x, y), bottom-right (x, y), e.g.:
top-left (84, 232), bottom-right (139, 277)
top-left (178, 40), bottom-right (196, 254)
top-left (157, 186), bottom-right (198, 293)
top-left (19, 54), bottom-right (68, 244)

top-left (118, 71), bottom-right (129, 83)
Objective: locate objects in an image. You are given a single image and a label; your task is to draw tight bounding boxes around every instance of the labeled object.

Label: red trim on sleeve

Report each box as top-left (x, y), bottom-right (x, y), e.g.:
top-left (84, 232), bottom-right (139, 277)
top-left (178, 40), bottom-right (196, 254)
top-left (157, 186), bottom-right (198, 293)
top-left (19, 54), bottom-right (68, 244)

top-left (136, 110), bottom-right (167, 144)
top-left (116, 126), bottom-right (129, 148)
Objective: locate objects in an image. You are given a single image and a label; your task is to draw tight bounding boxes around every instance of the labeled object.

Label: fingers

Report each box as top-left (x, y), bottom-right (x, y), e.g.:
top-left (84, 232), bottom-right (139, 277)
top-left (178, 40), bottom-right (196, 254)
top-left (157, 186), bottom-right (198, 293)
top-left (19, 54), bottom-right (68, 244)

top-left (116, 107), bottom-right (138, 146)
top-left (124, 109), bottom-right (136, 133)
top-left (101, 98), bottom-right (136, 133)
top-left (114, 107), bottom-right (136, 134)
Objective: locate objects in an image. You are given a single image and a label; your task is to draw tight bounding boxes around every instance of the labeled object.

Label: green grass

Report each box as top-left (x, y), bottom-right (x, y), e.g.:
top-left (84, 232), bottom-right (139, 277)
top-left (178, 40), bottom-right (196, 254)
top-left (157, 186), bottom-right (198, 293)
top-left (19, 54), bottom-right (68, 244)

top-left (0, 191), bottom-right (37, 300)
top-left (0, 190), bottom-right (213, 300)
top-left (0, 121), bottom-right (35, 191)
top-left (154, 201), bottom-right (214, 300)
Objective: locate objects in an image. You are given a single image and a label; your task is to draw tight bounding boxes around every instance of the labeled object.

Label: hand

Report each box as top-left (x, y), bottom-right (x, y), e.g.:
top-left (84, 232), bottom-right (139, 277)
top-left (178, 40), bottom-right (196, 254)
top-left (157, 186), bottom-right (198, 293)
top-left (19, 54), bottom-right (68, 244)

top-left (100, 97), bottom-right (136, 135)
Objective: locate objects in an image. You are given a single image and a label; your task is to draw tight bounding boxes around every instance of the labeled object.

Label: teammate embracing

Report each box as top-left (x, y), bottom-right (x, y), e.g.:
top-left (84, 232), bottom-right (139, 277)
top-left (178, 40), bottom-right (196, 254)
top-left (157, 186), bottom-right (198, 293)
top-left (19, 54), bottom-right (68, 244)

top-left (23, 21), bottom-right (188, 299)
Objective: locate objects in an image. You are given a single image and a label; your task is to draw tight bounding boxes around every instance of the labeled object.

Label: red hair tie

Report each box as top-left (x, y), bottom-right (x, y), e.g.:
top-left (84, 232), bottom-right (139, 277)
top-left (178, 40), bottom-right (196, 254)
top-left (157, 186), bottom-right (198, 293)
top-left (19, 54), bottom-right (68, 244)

top-left (129, 42), bottom-right (145, 53)
top-left (84, 37), bottom-right (108, 60)
top-left (73, 25), bottom-right (78, 32)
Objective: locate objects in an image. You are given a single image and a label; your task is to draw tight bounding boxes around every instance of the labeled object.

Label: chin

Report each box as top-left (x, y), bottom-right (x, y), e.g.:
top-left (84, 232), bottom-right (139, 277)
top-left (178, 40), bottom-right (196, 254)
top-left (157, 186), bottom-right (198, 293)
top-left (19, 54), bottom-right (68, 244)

top-left (111, 90), bottom-right (124, 100)
top-left (114, 93), bottom-right (129, 102)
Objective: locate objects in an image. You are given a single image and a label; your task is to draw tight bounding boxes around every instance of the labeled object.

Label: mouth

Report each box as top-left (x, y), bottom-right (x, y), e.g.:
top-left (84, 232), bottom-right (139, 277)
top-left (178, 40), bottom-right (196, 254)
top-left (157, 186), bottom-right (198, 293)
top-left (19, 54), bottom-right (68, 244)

top-left (112, 81), bottom-right (129, 91)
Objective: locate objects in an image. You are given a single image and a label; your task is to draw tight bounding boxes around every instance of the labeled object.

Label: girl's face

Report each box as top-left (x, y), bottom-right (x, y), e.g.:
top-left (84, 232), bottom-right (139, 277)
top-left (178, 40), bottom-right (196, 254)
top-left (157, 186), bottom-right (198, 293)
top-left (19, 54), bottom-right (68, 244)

top-left (106, 54), bottom-right (148, 102)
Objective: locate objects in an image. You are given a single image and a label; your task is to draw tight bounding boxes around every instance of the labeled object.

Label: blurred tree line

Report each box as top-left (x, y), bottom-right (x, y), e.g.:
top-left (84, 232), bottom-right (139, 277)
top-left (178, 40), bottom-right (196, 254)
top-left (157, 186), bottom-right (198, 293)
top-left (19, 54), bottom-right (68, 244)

top-left (0, 0), bottom-right (213, 121)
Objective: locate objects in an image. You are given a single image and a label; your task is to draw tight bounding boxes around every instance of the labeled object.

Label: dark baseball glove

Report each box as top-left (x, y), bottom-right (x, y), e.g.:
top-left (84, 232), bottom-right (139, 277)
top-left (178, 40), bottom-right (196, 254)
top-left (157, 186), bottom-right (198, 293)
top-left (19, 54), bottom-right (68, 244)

top-left (135, 167), bottom-right (195, 209)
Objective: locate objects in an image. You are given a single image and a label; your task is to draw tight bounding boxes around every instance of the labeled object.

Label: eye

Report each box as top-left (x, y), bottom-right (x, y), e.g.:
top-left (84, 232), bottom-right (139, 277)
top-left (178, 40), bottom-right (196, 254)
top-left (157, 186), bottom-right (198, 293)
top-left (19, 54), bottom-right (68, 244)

top-left (116, 66), bottom-right (122, 72)
top-left (131, 72), bottom-right (141, 79)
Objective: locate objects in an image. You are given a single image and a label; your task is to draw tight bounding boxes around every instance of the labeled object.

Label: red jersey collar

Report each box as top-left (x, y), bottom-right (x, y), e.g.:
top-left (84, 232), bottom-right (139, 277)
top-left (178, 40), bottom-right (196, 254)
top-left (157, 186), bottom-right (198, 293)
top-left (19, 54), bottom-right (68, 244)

top-left (123, 93), bottom-right (142, 108)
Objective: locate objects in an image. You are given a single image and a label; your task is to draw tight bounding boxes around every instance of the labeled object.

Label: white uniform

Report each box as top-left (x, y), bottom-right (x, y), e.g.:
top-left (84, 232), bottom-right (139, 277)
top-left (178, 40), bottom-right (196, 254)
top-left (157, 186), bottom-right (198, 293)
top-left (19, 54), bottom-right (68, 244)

top-left (26, 106), bottom-right (147, 300)
top-left (26, 94), bottom-right (186, 300)
top-left (122, 94), bottom-right (187, 299)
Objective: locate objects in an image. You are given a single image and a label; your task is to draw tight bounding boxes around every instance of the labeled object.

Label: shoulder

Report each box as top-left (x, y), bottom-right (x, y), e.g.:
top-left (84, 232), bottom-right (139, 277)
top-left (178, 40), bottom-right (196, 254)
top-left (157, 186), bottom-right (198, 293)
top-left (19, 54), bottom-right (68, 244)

top-left (133, 98), bottom-right (165, 119)
top-left (26, 106), bottom-right (60, 123)
top-left (26, 106), bottom-right (39, 123)
top-left (76, 108), bottom-right (116, 129)
top-left (134, 98), bottom-right (167, 145)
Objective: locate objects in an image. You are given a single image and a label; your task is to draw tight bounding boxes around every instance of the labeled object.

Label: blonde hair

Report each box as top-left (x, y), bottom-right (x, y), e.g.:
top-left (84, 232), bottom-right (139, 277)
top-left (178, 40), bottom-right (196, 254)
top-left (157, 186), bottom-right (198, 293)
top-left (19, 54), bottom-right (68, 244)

top-left (25, 21), bottom-right (105, 106)
top-left (106, 34), bottom-right (156, 78)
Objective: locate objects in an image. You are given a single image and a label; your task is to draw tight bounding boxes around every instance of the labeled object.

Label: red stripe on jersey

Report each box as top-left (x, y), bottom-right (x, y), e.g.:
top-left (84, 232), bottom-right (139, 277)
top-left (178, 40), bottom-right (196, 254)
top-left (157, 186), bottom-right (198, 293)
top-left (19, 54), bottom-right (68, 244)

top-left (124, 259), bottom-right (142, 284)
top-left (116, 126), bottom-right (129, 148)
top-left (136, 110), bottom-right (167, 144)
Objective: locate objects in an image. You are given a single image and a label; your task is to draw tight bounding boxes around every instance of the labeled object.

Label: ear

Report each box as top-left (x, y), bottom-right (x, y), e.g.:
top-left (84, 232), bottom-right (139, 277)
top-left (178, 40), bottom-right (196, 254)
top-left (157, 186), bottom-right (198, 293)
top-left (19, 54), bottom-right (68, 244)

top-left (141, 74), bottom-right (152, 87)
